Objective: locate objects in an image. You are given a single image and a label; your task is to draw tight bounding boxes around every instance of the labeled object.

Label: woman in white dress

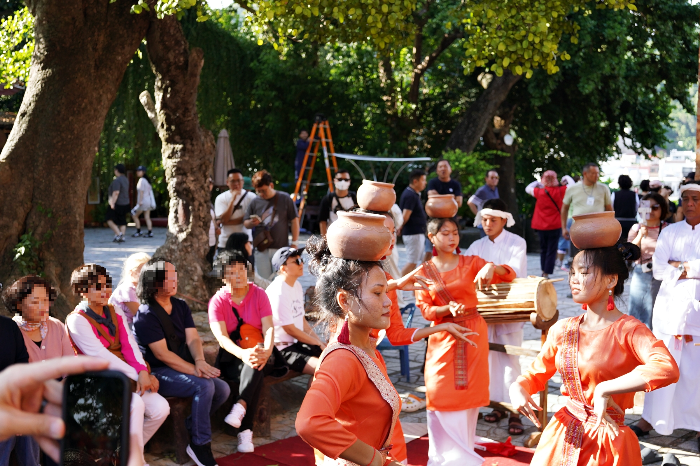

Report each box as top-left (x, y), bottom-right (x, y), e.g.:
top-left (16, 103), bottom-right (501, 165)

top-left (132, 165), bottom-right (156, 237)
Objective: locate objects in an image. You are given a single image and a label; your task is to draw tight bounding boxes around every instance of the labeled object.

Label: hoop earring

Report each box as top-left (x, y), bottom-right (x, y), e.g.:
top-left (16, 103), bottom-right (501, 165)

top-left (607, 290), bottom-right (615, 311)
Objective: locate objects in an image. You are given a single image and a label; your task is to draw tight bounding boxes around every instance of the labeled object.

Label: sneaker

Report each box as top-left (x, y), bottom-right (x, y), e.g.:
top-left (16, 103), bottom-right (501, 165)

top-left (186, 442), bottom-right (217, 466)
top-left (117, 234), bottom-right (126, 243)
top-left (112, 235), bottom-right (121, 243)
top-left (237, 429), bottom-right (254, 453)
top-left (132, 231), bottom-right (142, 237)
top-left (144, 231), bottom-right (154, 238)
top-left (225, 402), bottom-right (246, 428)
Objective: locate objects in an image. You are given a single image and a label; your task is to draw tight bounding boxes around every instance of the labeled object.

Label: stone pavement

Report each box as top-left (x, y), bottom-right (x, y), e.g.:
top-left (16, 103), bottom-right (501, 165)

top-left (83, 226), bottom-right (700, 465)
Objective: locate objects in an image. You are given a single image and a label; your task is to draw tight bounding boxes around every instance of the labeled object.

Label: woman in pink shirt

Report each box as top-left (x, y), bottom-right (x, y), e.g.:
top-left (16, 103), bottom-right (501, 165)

top-left (66, 264), bottom-right (170, 464)
top-left (6, 275), bottom-right (74, 364)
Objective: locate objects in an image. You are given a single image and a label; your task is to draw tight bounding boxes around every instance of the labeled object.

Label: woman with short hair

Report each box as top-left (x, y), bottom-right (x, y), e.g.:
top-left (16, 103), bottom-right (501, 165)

top-left (612, 174), bottom-right (639, 242)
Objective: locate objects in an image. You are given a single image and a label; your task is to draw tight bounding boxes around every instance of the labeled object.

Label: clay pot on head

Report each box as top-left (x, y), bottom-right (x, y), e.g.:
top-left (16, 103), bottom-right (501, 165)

top-left (425, 194), bottom-right (458, 218)
top-left (356, 180), bottom-right (396, 212)
top-left (326, 211), bottom-right (392, 261)
top-left (570, 211), bottom-right (622, 249)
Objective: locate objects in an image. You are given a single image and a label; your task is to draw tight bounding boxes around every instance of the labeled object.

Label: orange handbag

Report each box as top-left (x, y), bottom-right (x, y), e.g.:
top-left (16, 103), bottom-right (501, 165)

top-left (238, 323), bottom-right (264, 349)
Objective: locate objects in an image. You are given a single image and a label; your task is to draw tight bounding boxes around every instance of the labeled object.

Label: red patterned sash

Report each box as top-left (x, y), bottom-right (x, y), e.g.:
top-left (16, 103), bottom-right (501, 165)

top-left (317, 342), bottom-right (401, 465)
top-left (421, 260), bottom-right (475, 390)
top-left (559, 316), bottom-right (624, 466)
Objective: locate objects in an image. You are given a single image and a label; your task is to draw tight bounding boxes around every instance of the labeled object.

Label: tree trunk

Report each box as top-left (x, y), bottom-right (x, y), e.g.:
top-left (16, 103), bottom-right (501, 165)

top-left (143, 15), bottom-right (216, 309)
top-left (482, 105), bottom-right (522, 235)
top-left (0, 0), bottom-right (149, 318)
top-left (446, 71), bottom-right (521, 153)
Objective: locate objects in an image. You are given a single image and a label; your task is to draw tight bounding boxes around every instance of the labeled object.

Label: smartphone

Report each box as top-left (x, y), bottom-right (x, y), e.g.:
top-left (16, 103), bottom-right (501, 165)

top-left (61, 371), bottom-right (131, 466)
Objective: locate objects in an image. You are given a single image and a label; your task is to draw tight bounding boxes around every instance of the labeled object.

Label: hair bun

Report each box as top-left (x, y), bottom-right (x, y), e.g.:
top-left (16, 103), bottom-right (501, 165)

top-left (617, 242), bottom-right (641, 262)
top-left (305, 235), bottom-right (333, 276)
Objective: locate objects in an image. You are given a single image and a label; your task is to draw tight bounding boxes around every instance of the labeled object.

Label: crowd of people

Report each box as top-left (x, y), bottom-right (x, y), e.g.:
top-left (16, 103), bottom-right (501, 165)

top-left (0, 159), bottom-right (698, 466)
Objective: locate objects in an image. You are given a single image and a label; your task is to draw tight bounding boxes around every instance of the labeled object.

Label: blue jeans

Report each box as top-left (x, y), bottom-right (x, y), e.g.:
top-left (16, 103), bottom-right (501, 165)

top-left (628, 264), bottom-right (661, 329)
top-left (0, 435), bottom-right (40, 466)
top-left (152, 367), bottom-right (231, 445)
top-left (558, 218), bottom-right (573, 253)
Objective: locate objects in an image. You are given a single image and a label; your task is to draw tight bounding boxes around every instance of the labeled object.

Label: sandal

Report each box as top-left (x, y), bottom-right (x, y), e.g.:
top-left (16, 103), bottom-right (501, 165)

top-left (401, 394), bottom-right (427, 412)
top-left (630, 424), bottom-right (651, 438)
top-left (661, 453), bottom-right (681, 466)
top-left (508, 416), bottom-right (525, 435)
top-left (484, 410), bottom-right (507, 423)
top-left (640, 447), bottom-right (662, 465)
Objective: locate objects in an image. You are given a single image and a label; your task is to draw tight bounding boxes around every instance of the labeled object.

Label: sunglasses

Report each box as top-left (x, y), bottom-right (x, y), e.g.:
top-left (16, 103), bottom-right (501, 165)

top-left (650, 204), bottom-right (661, 211)
top-left (293, 257), bottom-right (304, 265)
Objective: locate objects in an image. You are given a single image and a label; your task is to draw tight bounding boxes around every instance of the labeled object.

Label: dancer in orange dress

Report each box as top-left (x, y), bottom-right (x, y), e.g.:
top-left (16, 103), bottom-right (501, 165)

top-left (377, 211), bottom-right (477, 464)
top-left (510, 219), bottom-right (680, 466)
top-left (415, 217), bottom-right (516, 466)
top-left (296, 234), bottom-right (404, 466)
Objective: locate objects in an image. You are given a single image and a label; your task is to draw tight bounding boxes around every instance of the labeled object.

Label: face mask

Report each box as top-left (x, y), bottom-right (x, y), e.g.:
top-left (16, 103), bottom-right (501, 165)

top-left (334, 180), bottom-right (350, 191)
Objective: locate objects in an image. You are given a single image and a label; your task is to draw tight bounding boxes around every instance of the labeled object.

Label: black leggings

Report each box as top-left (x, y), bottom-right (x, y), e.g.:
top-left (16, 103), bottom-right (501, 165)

top-left (220, 359), bottom-right (267, 431)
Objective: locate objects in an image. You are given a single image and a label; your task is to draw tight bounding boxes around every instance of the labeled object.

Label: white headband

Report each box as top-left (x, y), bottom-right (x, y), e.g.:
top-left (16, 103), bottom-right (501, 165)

top-left (474, 208), bottom-right (515, 228)
top-left (680, 184), bottom-right (700, 195)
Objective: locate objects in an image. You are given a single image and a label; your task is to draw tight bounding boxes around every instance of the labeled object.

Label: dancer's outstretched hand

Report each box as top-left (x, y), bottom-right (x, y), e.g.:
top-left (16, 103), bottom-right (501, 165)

top-left (509, 381), bottom-right (542, 428)
top-left (435, 323), bottom-right (479, 347)
top-left (389, 267), bottom-right (433, 292)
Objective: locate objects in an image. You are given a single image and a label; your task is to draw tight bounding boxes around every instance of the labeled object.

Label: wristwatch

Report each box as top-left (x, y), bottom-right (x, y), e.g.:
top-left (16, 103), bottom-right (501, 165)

top-left (678, 263), bottom-right (685, 273)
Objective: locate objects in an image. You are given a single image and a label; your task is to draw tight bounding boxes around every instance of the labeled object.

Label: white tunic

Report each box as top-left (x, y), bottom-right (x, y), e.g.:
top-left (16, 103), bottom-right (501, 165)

top-left (463, 229), bottom-right (527, 403)
top-left (643, 220), bottom-right (700, 434)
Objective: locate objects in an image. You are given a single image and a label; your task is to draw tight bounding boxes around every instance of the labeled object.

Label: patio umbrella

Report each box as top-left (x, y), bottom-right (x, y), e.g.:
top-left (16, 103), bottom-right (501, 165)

top-left (213, 129), bottom-right (235, 186)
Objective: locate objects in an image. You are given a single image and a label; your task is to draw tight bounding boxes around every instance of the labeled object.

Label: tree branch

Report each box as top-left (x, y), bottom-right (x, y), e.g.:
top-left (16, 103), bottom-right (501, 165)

top-left (408, 31), bottom-right (463, 104)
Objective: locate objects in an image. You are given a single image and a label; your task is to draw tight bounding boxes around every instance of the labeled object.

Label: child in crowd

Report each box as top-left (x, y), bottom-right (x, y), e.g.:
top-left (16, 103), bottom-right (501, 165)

top-left (110, 252), bottom-right (151, 326)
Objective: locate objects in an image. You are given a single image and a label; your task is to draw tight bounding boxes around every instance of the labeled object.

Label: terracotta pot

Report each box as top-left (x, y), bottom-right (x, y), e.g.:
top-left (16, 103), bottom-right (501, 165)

top-left (356, 180), bottom-right (396, 212)
top-left (570, 211), bottom-right (622, 249)
top-left (425, 194), bottom-right (458, 218)
top-left (326, 211), bottom-right (392, 261)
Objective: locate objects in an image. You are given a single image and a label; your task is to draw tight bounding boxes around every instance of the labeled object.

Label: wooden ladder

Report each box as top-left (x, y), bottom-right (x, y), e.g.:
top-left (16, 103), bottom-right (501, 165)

top-left (292, 114), bottom-right (338, 221)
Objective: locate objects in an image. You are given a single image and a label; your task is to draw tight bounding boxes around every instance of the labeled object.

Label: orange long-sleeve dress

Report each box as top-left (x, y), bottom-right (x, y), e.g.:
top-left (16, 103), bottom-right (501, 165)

top-left (518, 314), bottom-right (679, 466)
top-left (296, 343), bottom-right (401, 464)
top-left (415, 255), bottom-right (516, 411)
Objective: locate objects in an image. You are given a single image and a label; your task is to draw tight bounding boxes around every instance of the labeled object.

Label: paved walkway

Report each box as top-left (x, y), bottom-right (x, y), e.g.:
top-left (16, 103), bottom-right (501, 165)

top-left (83, 227), bottom-right (699, 465)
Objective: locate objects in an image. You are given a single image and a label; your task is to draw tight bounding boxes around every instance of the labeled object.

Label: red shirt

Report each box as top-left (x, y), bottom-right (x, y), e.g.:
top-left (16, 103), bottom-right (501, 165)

top-left (532, 185), bottom-right (567, 231)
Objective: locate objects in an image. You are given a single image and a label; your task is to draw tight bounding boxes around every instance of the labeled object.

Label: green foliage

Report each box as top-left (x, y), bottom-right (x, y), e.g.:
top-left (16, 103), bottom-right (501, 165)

top-left (664, 85), bottom-right (697, 152)
top-left (12, 231), bottom-right (43, 276)
top-left (240, 0), bottom-right (417, 51)
top-left (0, 6), bottom-right (33, 89)
top-left (508, 0), bottom-right (698, 213)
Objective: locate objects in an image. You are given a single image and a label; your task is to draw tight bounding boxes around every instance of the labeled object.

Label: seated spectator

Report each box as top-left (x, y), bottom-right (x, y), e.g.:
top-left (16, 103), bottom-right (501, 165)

top-left (66, 264), bottom-right (170, 466)
top-left (226, 232), bottom-right (270, 289)
top-left (627, 192), bottom-right (669, 328)
top-left (208, 250), bottom-right (276, 454)
top-left (133, 259), bottom-right (229, 466)
top-left (110, 252), bottom-right (151, 326)
top-left (267, 247), bottom-right (325, 376)
top-left (0, 279), bottom-right (39, 465)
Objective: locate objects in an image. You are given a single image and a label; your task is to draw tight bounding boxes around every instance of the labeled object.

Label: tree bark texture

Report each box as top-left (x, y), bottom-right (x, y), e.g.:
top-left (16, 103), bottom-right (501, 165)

top-left (144, 15), bottom-right (216, 309)
top-left (446, 71), bottom-right (521, 154)
top-left (0, 0), bottom-right (149, 318)
top-left (482, 104), bottom-right (522, 235)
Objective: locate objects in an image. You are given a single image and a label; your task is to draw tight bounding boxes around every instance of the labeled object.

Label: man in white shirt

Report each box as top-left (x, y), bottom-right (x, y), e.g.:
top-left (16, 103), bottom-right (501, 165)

top-left (215, 168), bottom-right (255, 256)
top-left (463, 198), bottom-right (528, 434)
top-left (266, 247), bottom-right (325, 375)
top-left (633, 182), bottom-right (700, 442)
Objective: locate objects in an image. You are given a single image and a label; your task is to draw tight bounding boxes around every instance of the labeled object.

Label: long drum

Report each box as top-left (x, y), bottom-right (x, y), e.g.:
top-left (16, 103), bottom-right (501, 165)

top-left (476, 277), bottom-right (558, 324)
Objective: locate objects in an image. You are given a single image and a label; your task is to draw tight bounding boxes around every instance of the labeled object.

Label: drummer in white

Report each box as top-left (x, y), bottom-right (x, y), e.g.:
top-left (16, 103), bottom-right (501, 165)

top-left (633, 182), bottom-right (700, 446)
top-left (463, 198), bottom-right (528, 434)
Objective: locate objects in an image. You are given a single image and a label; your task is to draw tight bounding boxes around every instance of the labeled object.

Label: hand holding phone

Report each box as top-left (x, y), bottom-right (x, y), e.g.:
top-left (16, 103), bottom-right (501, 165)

top-left (0, 357), bottom-right (109, 462)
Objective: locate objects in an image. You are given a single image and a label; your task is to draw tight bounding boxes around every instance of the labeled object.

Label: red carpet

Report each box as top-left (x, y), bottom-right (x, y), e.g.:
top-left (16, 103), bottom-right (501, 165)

top-left (218, 435), bottom-right (534, 465)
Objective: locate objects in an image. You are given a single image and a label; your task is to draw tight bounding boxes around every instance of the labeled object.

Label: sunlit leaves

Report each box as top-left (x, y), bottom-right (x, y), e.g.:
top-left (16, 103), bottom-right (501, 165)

top-left (0, 7), bottom-right (34, 89)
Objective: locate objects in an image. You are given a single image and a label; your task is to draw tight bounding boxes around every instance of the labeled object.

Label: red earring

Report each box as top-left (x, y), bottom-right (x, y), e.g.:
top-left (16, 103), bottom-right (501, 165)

top-left (432, 246), bottom-right (438, 256)
top-left (581, 304), bottom-right (587, 310)
top-left (607, 290), bottom-right (615, 311)
top-left (456, 247), bottom-right (461, 254)
top-left (338, 315), bottom-right (351, 345)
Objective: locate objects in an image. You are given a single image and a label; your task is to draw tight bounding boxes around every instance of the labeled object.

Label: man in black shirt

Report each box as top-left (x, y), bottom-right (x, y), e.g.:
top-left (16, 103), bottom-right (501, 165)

top-left (399, 169), bottom-right (427, 276)
top-left (427, 159), bottom-right (463, 208)
top-left (318, 169), bottom-right (358, 235)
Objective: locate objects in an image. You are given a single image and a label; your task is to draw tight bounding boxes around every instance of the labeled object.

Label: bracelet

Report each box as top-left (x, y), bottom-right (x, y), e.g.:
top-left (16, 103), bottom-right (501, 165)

top-left (365, 449), bottom-right (377, 466)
